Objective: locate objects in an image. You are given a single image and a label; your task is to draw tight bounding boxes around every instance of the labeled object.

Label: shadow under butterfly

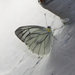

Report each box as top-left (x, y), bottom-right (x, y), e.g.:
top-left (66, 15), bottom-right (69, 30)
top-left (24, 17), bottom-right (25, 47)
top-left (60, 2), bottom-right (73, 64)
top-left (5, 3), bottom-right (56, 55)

top-left (15, 25), bottom-right (54, 56)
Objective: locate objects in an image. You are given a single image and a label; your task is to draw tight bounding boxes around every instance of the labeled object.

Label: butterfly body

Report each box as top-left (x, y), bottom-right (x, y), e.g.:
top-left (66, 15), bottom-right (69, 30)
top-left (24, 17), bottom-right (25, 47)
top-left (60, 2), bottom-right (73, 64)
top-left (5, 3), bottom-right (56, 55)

top-left (15, 26), bottom-right (53, 55)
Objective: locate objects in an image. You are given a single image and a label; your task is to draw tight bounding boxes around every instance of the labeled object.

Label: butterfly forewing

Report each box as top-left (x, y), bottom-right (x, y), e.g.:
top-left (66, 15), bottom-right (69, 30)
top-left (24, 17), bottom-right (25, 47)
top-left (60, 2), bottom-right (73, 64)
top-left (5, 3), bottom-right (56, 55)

top-left (15, 26), bottom-right (53, 55)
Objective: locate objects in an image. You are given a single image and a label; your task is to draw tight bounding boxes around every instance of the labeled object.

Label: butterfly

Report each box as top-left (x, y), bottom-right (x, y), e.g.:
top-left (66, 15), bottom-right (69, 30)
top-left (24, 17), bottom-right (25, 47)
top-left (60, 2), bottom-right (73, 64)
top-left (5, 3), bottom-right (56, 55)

top-left (15, 25), bottom-right (54, 55)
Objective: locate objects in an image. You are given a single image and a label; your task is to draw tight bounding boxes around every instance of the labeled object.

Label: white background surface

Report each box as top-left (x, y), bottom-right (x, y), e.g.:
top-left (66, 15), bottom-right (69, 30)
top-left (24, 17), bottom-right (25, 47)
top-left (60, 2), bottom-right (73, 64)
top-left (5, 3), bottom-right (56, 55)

top-left (0, 0), bottom-right (63, 75)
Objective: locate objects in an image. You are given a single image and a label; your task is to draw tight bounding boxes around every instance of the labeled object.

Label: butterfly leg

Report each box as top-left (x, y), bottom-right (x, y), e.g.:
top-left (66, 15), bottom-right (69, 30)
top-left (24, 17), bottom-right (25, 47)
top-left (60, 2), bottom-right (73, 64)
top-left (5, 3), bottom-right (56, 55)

top-left (38, 56), bottom-right (40, 59)
top-left (38, 56), bottom-right (43, 59)
top-left (53, 21), bottom-right (67, 32)
top-left (53, 25), bottom-right (64, 32)
top-left (52, 34), bottom-right (57, 40)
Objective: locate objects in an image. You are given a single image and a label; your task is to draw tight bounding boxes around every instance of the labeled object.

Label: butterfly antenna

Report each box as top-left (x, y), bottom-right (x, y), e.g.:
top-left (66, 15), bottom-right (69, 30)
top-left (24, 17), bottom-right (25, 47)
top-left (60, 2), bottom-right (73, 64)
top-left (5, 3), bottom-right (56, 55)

top-left (44, 13), bottom-right (48, 27)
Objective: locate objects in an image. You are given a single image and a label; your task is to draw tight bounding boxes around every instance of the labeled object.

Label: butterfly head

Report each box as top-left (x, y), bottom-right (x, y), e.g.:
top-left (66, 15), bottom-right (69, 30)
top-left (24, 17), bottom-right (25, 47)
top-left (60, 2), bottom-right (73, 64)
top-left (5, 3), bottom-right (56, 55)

top-left (46, 26), bottom-right (51, 32)
top-left (47, 26), bottom-right (51, 29)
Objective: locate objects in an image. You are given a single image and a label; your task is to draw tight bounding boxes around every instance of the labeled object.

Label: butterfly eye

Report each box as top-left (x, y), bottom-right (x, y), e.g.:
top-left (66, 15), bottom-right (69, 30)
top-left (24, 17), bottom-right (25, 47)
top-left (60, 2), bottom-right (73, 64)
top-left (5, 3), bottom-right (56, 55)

top-left (47, 26), bottom-right (51, 30)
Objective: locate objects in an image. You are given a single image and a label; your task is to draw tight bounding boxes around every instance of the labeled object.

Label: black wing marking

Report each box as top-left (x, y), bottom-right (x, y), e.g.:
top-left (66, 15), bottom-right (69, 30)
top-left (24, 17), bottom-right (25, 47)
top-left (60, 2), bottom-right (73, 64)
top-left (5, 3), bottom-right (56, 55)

top-left (15, 26), bottom-right (53, 55)
top-left (28, 34), bottom-right (51, 55)
top-left (15, 26), bottom-right (46, 41)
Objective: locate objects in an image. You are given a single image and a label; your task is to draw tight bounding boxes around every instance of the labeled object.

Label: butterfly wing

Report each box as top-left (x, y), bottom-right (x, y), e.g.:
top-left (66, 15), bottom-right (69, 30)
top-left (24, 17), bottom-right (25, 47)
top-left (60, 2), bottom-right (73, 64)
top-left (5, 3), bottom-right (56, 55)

top-left (15, 25), bottom-right (53, 55)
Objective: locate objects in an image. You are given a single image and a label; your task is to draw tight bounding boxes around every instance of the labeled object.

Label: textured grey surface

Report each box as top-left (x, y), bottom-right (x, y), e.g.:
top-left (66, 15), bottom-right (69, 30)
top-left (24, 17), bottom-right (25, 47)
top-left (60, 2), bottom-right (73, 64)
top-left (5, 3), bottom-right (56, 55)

top-left (39, 0), bottom-right (75, 24)
top-left (37, 0), bottom-right (75, 75)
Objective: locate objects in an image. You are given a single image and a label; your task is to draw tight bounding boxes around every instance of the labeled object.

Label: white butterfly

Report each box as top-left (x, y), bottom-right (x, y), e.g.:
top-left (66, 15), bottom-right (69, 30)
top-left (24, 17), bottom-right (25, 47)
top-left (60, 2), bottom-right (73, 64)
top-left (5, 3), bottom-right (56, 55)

top-left (15, 25), bottom-right (54, 55)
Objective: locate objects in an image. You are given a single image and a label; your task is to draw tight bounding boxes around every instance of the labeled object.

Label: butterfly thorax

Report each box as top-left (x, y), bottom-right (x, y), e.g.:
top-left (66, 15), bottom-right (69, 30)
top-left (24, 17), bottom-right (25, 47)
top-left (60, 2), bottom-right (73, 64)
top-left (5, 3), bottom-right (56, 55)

top-left (46, 26), bottom-right (51, 32)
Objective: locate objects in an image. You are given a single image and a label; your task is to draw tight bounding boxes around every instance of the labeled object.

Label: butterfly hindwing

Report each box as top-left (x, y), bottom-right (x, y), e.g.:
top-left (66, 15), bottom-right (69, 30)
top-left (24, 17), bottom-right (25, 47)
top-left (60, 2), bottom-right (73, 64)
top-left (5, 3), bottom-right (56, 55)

top-left (15, 25), bottom-right (53, 55)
